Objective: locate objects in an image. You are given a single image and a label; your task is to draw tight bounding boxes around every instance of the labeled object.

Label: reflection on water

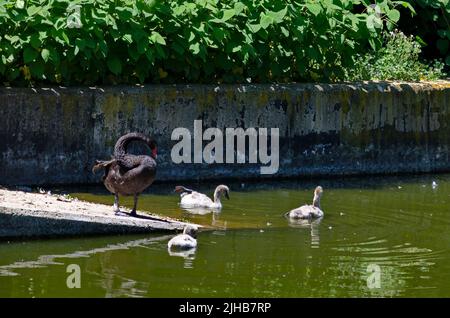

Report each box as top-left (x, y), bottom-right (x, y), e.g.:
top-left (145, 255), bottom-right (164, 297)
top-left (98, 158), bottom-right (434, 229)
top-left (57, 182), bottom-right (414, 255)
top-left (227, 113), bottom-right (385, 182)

top-left (167, 248), bottom-right (196, 269)
top-left (98, 273), bottom-right (149, 298)
top-left (287, 217), bottom-right (322, 248)
top-left (180, 206), bottom-right (220, 215)
top-left (0, 236), bottom-right (173, 276)
top-left (0, 235), bottom-right (173, 297)
top-left (329, 236), bottom-right (445, 297)
top-left (1, 174), bottom-right (450, 297)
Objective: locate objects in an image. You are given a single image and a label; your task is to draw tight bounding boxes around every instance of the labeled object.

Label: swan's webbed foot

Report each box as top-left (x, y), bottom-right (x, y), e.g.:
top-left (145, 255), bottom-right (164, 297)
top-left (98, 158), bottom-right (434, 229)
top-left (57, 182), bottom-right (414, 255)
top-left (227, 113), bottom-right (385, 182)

top-left (114, 211), bottom-right (129, 217)
top-left (129, 194), bottom-right (139, 217)
top-left (114, 210), bottom-right (139, 217)
top-left (112, 194), bottom-right (139, 217)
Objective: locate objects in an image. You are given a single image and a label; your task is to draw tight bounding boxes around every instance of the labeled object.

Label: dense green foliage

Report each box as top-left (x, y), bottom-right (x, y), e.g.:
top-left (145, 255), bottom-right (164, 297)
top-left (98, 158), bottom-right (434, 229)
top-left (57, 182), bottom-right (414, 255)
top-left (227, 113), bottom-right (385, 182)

top-left (347, 30), bottom-right (445, 81)
top-left (0, 0), bottom-right (416, 85)
top-left (399, 0), bottom-right (450, 68)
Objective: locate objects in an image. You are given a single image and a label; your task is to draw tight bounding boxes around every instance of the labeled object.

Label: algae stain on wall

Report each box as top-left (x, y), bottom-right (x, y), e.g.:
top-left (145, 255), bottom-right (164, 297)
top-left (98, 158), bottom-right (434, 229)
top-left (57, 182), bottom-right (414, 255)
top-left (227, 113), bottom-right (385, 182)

top-left (0, 83), bottom-right (449, 185)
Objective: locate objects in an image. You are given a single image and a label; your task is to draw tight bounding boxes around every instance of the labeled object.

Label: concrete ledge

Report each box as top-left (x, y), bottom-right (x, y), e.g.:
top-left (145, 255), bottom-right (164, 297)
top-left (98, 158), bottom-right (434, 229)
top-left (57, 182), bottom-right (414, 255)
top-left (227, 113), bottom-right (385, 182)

top-left (1, 81), bottom-right (449, 185)
top-left (0, 189), bottom-right (198, 239)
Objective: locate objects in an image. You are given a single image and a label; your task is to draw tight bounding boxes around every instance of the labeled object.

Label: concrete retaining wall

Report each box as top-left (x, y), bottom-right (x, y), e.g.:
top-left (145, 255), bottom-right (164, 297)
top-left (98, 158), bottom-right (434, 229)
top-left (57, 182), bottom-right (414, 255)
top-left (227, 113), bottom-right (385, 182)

top-left (1, 82), bottom-right (449, 185)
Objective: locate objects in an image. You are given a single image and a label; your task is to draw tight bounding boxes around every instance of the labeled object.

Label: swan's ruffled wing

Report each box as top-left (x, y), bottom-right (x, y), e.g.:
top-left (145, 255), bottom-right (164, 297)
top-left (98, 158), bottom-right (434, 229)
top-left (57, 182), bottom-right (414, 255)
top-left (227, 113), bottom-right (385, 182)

top-left (288, 205), bottom-right (323, 219)
top-left (180, 191), bottom-right (214, 207)
top-left (168, 234), bottom-right (197, 249)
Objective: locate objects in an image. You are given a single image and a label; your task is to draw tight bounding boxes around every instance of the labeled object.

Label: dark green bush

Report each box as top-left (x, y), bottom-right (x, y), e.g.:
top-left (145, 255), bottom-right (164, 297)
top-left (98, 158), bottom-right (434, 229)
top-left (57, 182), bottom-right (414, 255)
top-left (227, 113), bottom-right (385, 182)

top-left (398, 0), bottom-right (450, 70)
top-left (0, 0), bottom-right (416, 85)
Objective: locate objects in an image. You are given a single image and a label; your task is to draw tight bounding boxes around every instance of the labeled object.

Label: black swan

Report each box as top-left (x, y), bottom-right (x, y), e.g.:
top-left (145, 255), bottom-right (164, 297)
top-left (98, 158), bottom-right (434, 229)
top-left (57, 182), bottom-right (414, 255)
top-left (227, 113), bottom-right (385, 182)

top-left (92, 132), bottom-right (157, 216)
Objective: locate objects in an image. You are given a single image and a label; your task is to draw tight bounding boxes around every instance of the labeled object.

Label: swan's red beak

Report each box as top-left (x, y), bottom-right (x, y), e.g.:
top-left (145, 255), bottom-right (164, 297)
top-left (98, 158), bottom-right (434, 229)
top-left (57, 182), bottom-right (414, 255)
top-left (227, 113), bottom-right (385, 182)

top-left (152, 147), bottom-right (158, 159)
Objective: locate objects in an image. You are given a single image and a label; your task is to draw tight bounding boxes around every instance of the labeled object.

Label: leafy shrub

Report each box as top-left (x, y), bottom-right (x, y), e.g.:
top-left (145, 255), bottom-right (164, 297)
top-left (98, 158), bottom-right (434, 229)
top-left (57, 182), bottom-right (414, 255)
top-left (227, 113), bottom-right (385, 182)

top-left (0, 0), bottom-right (414, 86)
top-left (346, 30), bottom-right (445, 81)
top-left (398, 0), bottom-right (450, 70)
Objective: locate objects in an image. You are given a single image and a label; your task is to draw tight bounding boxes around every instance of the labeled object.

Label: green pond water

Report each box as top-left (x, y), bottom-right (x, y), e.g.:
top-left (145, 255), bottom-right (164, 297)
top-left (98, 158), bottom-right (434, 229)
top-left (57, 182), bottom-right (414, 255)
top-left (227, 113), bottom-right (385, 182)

top-left (1, 174), bottom-right (450, 298)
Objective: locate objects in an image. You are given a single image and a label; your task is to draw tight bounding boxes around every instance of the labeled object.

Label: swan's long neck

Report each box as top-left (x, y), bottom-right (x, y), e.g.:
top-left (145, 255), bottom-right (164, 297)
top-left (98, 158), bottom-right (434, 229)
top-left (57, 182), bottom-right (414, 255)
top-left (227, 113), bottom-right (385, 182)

top-left (213, 188), bottom-right (222, 204)
top-left (313, 193), bottom-right (321, 208)
top-left (114, 132), bottom-right (150, 158)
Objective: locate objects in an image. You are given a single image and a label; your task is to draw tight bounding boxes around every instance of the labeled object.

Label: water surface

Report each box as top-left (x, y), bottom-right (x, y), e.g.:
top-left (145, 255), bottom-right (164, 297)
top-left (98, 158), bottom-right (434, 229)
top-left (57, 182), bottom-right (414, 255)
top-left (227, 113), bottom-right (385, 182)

top-left (1, 175), bottom-right (449, 297)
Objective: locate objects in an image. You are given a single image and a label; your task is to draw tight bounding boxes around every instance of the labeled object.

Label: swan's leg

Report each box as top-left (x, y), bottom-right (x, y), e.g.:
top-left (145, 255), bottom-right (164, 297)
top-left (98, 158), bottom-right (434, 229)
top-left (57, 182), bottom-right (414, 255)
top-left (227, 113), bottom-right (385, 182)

top-left (114, 194), bottom-right (128, 216)
top-left (113, 194), bottom-right (120, 212)
top-left (130, 194), bottom-right (138, 216)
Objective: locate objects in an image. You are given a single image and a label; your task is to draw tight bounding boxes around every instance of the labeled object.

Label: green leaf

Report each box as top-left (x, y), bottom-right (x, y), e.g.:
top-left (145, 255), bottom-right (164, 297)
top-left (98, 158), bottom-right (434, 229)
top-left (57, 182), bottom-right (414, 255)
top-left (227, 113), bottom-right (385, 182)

top-left (23, 47), bottom-right (39, 63)
top-left (48, 47), bottom-right (59, 65)
top-left (260, 14), bottom-right (273, 29)
top-left (131, 29), bottom-right (146, 41)
top-left (98, 40), bottom-right (108, 57)
top-left (75, 38), bottom-right (86, 50)
top-left (189, 42), bottom-right (200, 55)
top-left (415, 36), bottom-right (427, 47)
top-left (306, 3), bottom-right (321, 16)
top-left (145, 49), bottom-right (154, 63)
top-left (188, 31), bottom-right (195, 42)
top-left (234, 2), bottom-right (246, 15)
top-left (41, 49), bottom-right (50, 62)
top-left (374, 16), bottom-right (383, 28)
top-left (107, 56), bottom-right (122, 75)
top-left (267, 7), bottom-right (287, 23)
top-left (7, 35), bottom-right (20, 44)
top-left (16, 0), bottom-right (24, 9)
top-left (445, 56), bottom-right (450, 66)
top-left (397, 1), bottom-right (416, 15)
top-left (155, 45), bottom-right (166, 58)
top-left (368, 38), bottom-right (376, 50)
top-left (115, 6), bottom-right (132, 20)
top-left (122, 34), bottom-right (133, 44)
top-left (30, 34), bottom-right (41, 49)
top-left (2, 54), bottom-right (14, 64)
top-left (221, 9), bottom-right (235, 22)
top-left (212, 27), bottom-right (226, 41)
top-left (61, 31), bottom-right (70, 44)
top-left (137, 40), bottom-right (147, 54)
top-left (387, 9), bottom-right (400, 23)
top-left (365, 10), bottom-right (382, 31)
top-left (27, 5), bottom-right (41, 16)
top-left (248, 23), bottom-right (261, 33)
top-left (150, 31), bottom-right (166, 45)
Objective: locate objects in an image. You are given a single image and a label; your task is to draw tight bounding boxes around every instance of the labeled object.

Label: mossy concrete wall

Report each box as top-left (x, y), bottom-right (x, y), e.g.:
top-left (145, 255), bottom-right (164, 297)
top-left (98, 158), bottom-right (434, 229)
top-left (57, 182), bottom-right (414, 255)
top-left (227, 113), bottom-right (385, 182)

top-left (1, 82), bottom-right (449, 185)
